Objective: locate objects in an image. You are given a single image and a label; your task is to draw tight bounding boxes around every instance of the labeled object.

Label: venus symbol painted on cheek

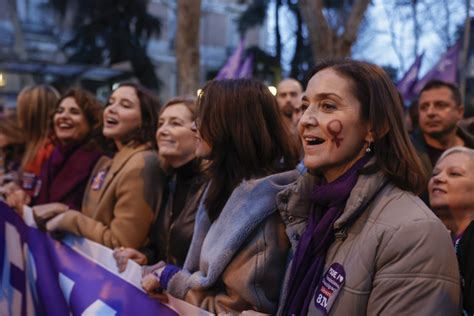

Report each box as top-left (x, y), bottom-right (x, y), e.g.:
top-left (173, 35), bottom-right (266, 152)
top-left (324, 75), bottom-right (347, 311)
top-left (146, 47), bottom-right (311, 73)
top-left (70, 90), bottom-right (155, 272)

top-left (327, 120), bottom-right (343, 147)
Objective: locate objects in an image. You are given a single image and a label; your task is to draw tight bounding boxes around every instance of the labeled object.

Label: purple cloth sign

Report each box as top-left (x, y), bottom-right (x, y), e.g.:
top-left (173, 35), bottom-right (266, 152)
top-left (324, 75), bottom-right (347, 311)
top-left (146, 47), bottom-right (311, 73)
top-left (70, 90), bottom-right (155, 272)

top-left (0, 202), bottom-right (177, 316)
top-left (413, 41), bottom-right (461, 94)
top-left (236, 55), bottom-right (253, 79)
top-left (397, 53), bottom-right (424, 102)
top-left (215, 39), bottom-right (253, 80)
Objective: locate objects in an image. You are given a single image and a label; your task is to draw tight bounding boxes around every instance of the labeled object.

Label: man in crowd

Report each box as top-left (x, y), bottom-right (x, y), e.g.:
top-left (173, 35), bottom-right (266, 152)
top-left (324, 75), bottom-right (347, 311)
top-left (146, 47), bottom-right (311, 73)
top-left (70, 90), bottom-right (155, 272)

top-left (276, 78), bottom-right (303, 130)
top-left (411, 80), bottom-right (474, 174)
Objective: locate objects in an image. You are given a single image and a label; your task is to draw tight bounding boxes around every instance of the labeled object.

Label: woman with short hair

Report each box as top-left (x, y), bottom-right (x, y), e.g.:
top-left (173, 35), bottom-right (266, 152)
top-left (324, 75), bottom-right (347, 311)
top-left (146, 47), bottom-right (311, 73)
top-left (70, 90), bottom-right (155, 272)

top-left (114, 97), bottom-right (206, 269)
top-left (429, 146), bottom-right (474, 314)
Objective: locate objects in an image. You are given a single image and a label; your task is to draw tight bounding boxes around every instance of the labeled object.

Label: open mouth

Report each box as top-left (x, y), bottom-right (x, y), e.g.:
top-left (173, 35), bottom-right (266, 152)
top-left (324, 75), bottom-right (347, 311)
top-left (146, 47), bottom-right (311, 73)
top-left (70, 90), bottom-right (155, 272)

top-left (105, 117), bottom-right (118, 126)
top-left (431, 188), bottom-right (446, 194)
top-left (57, 122), bottom-right (73, 129)
top-left (304, 136), bottom-right (325, 145)
top-left (158, 139), bottom-right (175, 145)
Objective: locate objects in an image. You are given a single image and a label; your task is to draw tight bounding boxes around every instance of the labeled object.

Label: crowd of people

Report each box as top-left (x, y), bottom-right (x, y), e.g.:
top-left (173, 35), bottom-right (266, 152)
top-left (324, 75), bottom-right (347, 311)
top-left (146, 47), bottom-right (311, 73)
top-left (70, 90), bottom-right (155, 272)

top-left (0, 58), bottom-right (473, 315)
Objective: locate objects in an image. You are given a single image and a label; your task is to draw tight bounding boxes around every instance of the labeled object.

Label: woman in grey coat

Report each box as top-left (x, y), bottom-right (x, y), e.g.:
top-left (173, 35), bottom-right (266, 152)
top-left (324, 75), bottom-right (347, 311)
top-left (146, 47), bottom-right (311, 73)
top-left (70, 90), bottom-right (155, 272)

top-left (277, 59), bottom-right (460, 315)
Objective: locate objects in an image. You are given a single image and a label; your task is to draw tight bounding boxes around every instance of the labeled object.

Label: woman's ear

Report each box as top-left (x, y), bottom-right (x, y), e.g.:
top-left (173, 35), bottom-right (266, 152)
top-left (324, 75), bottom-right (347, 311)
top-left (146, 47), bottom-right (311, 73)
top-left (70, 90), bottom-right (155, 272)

top-left (365, 130), bottom-right (374, 143)
top-left (365, 123), bottom-right (374, 143)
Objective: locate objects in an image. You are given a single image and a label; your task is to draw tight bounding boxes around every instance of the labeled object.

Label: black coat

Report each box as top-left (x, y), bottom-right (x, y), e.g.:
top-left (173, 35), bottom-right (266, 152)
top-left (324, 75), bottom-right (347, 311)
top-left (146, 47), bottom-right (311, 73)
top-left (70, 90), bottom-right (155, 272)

top-left (458, 220), bottom-right (474, 314)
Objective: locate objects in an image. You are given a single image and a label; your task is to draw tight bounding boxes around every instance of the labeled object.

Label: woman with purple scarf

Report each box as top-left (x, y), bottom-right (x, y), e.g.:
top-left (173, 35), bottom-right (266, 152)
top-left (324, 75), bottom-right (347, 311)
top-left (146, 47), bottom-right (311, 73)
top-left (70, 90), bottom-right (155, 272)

top-left (6, 88), bottom-right (103, 212)
top-left (277, 60), bottom-right (460, 315)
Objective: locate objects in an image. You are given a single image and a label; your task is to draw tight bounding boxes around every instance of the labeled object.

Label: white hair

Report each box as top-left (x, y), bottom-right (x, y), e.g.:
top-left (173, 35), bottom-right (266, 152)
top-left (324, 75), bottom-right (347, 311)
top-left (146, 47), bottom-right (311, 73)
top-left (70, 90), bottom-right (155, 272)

top-left (436, 146), bottom-right (474, 166)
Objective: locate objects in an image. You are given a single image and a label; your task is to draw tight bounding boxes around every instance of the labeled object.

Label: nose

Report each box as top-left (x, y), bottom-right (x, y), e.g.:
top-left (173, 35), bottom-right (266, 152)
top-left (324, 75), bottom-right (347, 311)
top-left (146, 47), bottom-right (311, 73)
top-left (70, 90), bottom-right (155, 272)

top-left (191, 121), bottom-right (197, 133)
top-left (56, 110), bottom-right (68, 119)
top-left (298, 106), bottom-right (317, 129)
top-left (431, 171), bottom-right (445, 184)
top-left (426, 104), bottom-right (437, 116)
top-left (157, 123), bottom-right (168, 136)
top-left (105, 102), bottom-right (117, 114)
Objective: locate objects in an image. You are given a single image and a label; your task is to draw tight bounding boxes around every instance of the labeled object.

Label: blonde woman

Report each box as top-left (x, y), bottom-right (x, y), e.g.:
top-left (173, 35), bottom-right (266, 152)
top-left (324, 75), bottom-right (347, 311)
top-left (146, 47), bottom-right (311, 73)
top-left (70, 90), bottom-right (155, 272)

top-left (429, 146), bottom-right (474, 314)
top-left (16, 85), bottom-right (60, 194)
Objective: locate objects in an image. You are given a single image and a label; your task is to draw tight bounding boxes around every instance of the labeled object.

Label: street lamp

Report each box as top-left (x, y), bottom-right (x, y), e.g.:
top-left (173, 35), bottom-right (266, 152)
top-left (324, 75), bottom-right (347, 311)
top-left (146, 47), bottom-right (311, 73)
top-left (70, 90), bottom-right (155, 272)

top-left (0, 73), bottom-right (6, 87)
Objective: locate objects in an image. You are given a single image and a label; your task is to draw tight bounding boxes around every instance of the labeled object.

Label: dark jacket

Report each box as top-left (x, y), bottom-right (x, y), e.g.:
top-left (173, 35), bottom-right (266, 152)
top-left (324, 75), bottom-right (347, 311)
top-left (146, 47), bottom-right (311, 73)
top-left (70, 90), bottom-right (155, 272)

top-left (142, 159), bottom-right (206, 267)
top-left (411, 125), bottom-right (474, 174)
top-left (458, 220), bottom-right (474, 315)
top-left (34, 141), bottom-right (103, 210)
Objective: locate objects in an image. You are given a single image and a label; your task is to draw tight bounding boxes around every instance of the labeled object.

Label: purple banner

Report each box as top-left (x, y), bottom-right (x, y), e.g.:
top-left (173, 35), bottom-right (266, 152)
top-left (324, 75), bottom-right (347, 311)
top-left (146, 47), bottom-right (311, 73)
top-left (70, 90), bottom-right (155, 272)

top-left (215, 39), bottom-right (247, 80)
top-left (236, 55), bottom-right (253, 79)
top-left (0, 202), bottom-right (177, 316)
top-left (397, 53), bottom-right (424, 102)
top-left (413, 41), bottom-right (461, 94)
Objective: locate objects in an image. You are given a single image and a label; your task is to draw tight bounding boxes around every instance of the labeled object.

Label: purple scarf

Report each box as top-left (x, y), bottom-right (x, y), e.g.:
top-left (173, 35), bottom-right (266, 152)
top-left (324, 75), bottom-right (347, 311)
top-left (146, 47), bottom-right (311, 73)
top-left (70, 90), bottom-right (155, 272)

top-left (34, 141), bottom-right (102, 210)
top-left (283, 155), bottom-right (370, 315)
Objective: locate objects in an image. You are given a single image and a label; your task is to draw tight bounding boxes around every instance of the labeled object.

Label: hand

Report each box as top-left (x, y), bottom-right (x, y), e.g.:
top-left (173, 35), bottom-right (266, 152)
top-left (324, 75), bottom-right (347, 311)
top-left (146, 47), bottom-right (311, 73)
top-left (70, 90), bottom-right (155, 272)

top-left (147, 291), bottom-right (169, 304)
top-left (141, 261), bottom-right (166, 277)
top-left (141, 272), bottom-right (161, 293)
top-left (5, 188), bottom-right (31, 215)
top-left (45, 212), bottom-right (67, 232)
top-left (113, 247), bottom-right (148, 272)
top-left (2, 181), bottom-right (21, 195)
top-left (33, 203), bottom-right (69, 230)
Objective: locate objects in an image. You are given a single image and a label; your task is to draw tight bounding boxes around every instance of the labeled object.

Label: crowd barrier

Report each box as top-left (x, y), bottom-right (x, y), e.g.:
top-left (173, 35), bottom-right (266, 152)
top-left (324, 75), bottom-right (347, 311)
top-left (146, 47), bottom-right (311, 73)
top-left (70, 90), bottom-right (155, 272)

top-left (0, 202), bottom-right (212, 316)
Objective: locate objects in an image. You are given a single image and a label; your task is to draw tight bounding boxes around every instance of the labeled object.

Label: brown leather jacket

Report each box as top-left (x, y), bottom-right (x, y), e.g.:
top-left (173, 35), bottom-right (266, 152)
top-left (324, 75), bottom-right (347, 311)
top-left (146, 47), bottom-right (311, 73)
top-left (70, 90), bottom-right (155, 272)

top-left (143, 159), bottom-right (206, 266)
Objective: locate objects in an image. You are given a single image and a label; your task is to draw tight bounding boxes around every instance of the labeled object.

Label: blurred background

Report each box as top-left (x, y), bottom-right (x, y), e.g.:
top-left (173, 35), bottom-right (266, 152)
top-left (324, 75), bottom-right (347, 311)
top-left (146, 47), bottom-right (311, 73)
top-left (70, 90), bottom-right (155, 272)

top-left (0, 0), bottom-right (473, 115)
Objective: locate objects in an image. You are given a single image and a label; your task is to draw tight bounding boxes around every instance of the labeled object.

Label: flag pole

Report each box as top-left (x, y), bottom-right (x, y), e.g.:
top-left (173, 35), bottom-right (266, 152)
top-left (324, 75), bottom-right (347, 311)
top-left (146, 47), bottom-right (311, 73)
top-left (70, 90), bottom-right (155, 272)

top-left (460, 0), bottom-right (471, 106)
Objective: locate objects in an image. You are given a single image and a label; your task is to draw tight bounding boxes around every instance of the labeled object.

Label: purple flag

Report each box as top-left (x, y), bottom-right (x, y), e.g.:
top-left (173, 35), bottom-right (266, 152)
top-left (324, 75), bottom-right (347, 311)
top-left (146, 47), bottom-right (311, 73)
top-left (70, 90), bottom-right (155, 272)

top-left (215, 39), bottom-right (246, 80)
top-left (397, 53), bottom-right (424, 101)
top-left (237, 55), bottom-right (253, 79)
top-left (413, 41), bottom-right (461, 95)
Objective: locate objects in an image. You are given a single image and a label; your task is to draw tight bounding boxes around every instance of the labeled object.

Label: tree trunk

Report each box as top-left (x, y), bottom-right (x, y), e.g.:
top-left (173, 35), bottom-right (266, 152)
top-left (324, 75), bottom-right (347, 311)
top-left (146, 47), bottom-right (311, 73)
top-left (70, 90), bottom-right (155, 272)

top-left (298, 0), bottom-right (370, 62)
top-left (176, 0), bottom-right (201, 97)
top-left (275, 0), bottom-right (282, 75)
top-left (290, 6), bottom-right (304, 79)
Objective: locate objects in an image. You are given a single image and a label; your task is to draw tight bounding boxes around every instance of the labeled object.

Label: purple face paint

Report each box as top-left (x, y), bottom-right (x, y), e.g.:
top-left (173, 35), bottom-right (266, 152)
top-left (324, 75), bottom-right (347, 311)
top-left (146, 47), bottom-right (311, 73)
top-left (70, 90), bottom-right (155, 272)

top-left (327, 120), bottom-right (343, 147)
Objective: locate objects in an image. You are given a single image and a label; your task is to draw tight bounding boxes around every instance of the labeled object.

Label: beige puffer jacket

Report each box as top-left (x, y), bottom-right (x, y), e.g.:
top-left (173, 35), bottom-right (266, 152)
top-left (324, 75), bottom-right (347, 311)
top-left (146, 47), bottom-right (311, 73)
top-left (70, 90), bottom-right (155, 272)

top-left (276, 169), bottom-right (460, 315)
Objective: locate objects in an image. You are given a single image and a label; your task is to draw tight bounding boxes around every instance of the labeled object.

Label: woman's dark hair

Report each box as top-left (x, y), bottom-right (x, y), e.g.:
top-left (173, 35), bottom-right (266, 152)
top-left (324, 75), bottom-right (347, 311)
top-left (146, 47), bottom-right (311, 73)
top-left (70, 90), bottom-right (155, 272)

top-left (51, 88), bottom-right (104, 150)
top-left (112, 82), bottom-right (160, 149)
top-left (308, 59), bottom-right (427, 194)
top-left (198, 79), bottom-right (300, 221)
